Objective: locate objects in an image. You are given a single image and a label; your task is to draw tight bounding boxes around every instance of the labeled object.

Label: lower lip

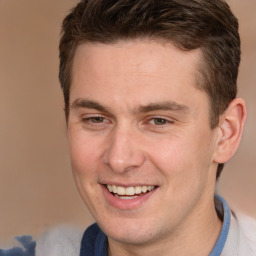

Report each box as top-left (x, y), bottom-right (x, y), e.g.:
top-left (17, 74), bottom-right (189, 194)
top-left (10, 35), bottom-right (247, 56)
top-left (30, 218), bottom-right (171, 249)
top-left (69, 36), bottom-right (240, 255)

top-left (101, 185), bottom-right (157, 210)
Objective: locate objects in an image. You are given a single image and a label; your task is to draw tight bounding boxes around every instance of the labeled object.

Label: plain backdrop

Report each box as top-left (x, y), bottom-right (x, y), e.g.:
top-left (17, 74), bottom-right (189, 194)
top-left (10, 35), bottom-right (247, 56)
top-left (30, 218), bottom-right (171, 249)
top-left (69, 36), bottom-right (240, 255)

top-left (0, 0), bottom-right (255, 245)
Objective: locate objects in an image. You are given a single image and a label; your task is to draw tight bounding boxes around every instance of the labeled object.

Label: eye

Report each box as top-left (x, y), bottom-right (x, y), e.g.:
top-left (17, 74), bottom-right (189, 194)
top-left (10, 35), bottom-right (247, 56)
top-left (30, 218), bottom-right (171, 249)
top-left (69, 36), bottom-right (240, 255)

top-left (81, 115), bottom-right (109, 126)
top-left (89, 116), bottom-right (105, 123)
top-left (149, 117), bottom-right (169, 125)
top-left (152, 118), bottom-right (167, 125)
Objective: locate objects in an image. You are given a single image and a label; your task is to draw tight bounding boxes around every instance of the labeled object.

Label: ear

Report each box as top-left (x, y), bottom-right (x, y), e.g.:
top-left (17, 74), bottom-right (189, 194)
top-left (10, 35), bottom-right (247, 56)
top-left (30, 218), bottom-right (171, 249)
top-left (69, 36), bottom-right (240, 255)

top-left (213, 98), bottom-right (247, 164)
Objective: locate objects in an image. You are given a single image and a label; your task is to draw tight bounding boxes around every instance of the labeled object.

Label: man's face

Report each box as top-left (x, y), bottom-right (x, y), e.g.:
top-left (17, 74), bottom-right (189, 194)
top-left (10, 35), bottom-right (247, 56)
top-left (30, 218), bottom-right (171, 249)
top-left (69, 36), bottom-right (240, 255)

top-left (68, 40), bottom-right (219, 245)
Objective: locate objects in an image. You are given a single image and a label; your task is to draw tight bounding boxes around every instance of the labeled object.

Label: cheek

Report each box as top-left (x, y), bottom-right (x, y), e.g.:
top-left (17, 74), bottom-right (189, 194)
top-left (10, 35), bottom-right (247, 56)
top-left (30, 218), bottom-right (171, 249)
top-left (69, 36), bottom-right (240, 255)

top-left (148, 137), bottom-right (194, 171)
top-left (148, 133), bottom-right (214, 184)
top-left (68, 132), bottom-right (104, 208)
top-left (68, 130), bottom-right (103, 178)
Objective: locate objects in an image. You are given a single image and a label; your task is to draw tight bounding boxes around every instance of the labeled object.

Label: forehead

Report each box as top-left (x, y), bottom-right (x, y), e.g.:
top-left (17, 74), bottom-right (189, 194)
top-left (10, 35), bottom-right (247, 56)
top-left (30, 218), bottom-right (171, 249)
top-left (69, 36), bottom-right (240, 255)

top-left (72, 39), bottom-right (202, 78)
top-left (70, 39), bottom-right (205, 110)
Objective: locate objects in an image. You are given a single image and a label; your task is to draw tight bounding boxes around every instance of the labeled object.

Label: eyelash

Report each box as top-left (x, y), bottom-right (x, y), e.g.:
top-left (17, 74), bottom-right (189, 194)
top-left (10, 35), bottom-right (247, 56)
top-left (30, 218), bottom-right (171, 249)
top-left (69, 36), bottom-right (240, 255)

top-left (81, 115), bottom-right (109, 125)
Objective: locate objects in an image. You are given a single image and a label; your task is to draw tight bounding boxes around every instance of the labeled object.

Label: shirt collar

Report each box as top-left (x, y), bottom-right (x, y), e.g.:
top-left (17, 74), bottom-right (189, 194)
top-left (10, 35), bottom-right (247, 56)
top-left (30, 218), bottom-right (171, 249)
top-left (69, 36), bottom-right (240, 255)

top-left (209, 195), bottom-right (231, 256)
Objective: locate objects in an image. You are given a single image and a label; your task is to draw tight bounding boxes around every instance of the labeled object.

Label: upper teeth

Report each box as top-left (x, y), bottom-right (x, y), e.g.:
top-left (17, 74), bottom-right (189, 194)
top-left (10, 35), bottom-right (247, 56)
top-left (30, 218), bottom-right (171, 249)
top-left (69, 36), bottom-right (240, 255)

top-left (106, 185), bottom-right (155, 196)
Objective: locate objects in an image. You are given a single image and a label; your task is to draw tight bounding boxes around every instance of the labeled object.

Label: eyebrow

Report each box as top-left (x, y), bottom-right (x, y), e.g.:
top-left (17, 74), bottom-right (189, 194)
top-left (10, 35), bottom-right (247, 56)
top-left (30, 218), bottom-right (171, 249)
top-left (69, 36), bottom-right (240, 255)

top-left (136, 102), bottom-right (190, 114)
top-left (70, 98), bottom-right (111, 113)
top-left (70, 98), bottom-right (190, 115)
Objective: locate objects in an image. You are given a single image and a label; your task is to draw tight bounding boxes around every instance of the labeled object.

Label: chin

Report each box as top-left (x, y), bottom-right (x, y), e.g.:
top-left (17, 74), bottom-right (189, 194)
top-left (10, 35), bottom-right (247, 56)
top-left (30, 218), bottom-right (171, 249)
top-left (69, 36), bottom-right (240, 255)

top-left (99, 217), bottom-right (162, 245)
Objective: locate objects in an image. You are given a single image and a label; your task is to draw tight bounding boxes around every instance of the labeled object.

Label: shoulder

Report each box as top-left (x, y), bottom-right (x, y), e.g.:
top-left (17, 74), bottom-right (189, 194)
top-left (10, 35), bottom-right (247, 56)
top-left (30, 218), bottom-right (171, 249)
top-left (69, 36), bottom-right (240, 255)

top-left (236, 212), bottom-right (256, 253)
top-left (35, 225), bottom-right (83, 256)
top-left (80, 223), bottom-right (108, 255)
top-left (36, 223), bottom-right (107, 256)
top-left (0, 224), bottom-right (101, 256)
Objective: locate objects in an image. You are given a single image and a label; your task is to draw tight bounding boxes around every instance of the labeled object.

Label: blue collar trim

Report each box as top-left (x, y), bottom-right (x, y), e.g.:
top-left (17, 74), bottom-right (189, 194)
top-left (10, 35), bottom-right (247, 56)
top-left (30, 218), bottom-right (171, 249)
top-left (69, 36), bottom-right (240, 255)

top-left (209, 195), bottom-right (231, 256)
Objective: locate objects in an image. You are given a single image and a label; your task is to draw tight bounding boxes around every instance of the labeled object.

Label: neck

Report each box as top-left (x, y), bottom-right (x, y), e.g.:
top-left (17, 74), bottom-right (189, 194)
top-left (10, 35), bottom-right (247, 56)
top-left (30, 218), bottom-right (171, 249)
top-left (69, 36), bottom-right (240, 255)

top-left (108, 194), bottom-right (222, 256)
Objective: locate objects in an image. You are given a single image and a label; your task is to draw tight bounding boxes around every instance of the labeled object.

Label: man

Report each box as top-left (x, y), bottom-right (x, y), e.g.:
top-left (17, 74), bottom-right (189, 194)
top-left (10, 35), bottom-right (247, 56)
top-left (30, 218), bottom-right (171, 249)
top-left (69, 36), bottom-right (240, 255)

top-left (55, 0), bottom-right (256, 255)
top-left (1, 0), bottom-right (255, 255)
top-left (58, 0), bottom-right (255, 255)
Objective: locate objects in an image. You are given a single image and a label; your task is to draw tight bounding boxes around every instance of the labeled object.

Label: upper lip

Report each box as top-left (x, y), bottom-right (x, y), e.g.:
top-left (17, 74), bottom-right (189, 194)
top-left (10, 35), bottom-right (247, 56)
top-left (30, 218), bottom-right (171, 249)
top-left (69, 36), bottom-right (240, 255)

top-left (101, 182), bottom-right (157, 187)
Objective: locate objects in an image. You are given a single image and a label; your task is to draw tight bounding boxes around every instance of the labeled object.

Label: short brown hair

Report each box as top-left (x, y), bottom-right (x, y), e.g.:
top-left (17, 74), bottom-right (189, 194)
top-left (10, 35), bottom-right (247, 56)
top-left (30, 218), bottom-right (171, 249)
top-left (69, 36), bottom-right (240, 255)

top-left (59, 0), bottom-right (240, 178)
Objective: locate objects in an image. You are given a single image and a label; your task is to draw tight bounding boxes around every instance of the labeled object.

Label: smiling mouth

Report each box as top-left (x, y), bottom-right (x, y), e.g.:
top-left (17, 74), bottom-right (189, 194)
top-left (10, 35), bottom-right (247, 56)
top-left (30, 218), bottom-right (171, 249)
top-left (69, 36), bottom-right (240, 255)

top-left (105, 184), bottom-right (157, 199)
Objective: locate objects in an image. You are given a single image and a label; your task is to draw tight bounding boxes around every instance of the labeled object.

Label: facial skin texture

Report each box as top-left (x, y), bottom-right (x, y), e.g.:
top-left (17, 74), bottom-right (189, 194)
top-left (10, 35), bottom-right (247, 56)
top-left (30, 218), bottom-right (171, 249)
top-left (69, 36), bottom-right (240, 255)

top-left (67, 40), bottom-right (245, 256)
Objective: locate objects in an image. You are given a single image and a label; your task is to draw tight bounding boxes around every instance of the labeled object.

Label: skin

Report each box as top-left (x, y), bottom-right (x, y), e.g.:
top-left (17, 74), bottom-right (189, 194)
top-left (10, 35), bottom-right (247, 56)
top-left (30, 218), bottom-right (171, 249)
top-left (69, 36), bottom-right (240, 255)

top-left (67, 39), bottom-right (245, 256)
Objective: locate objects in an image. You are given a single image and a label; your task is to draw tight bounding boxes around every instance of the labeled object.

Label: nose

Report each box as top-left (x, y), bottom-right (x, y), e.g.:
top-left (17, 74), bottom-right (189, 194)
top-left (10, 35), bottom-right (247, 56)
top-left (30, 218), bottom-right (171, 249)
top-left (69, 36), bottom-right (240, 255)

top-left (103, 127), bottom-right (146, 173)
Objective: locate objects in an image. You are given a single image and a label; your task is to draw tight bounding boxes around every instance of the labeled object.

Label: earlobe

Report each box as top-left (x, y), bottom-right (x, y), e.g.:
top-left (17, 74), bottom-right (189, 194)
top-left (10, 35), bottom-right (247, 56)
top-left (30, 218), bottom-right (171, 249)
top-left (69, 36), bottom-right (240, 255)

top-left (213, 98), bottom-right (247, 164)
